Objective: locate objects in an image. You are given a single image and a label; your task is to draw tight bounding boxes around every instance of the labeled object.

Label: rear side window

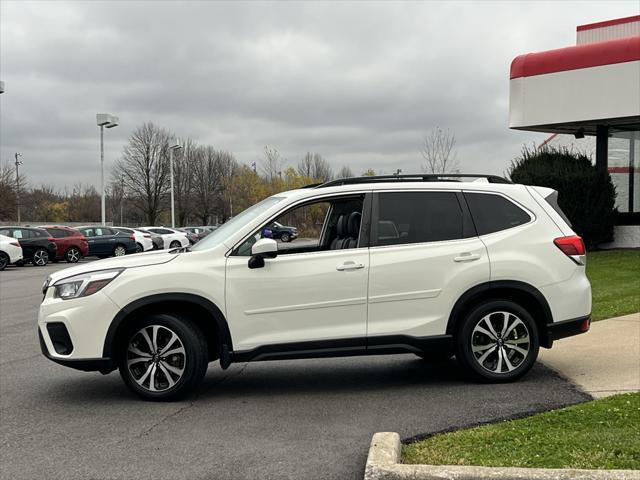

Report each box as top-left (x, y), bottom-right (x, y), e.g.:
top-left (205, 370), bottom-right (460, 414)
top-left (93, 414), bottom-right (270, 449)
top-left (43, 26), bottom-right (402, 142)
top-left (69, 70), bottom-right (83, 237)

top-left (464, 192), bottom-right (531, 235)
top-left (373, 191), bottom-right (464, 246)
top-left (47, 228), bottom-right (68, 238)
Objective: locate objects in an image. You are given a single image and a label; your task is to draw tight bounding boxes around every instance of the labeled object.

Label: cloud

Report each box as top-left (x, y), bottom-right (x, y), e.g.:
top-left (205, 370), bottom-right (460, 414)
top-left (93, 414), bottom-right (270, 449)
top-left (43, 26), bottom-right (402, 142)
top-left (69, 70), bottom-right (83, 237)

top-left (0, 0), bottom-right (636, 187)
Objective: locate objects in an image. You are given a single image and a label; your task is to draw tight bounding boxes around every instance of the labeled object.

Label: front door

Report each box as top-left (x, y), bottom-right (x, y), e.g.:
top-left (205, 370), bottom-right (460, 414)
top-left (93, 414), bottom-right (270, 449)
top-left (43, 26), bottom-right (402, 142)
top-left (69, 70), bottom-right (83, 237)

top-left (225, 194), bottom-right (371, 354)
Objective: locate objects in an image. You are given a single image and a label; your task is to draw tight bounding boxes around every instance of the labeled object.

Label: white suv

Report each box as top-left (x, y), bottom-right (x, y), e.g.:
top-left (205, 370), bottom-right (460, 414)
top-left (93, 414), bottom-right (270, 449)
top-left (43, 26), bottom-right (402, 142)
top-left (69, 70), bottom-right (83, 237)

top-left (38, 175), bottom-right (591, 400)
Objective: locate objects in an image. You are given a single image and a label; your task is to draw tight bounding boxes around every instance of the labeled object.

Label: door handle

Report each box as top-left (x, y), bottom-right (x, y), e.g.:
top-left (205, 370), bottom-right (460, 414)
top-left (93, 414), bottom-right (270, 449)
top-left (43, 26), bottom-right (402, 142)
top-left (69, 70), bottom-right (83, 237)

top-left (336, 262), bottom-right (365, 271)
top-left (454, 253), bottom-right (481, 262)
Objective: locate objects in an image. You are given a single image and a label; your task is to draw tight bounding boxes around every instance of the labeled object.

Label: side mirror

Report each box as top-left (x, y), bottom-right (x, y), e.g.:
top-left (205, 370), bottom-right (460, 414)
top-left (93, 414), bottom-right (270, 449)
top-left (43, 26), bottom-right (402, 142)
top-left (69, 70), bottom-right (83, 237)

top-left (248, 238), bottom-right (278, 269)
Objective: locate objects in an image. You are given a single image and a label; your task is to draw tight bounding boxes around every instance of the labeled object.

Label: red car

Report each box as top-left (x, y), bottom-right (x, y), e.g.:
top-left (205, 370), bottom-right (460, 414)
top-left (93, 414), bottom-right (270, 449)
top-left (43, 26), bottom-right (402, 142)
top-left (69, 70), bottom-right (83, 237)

top-left (39, 226), bottom-right (89, 263)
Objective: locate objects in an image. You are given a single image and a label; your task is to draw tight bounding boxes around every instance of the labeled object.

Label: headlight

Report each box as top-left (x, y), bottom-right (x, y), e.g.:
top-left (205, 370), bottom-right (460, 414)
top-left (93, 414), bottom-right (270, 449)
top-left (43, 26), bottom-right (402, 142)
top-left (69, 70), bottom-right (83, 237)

top-left (52, 268), bottom-right (124, 300)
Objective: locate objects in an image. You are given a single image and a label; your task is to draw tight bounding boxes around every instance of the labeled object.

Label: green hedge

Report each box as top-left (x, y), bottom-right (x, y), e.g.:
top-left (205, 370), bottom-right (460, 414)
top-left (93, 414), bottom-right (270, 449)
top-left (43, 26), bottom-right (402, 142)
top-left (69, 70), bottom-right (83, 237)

top-left (509, 146), bottom-right (616, 250)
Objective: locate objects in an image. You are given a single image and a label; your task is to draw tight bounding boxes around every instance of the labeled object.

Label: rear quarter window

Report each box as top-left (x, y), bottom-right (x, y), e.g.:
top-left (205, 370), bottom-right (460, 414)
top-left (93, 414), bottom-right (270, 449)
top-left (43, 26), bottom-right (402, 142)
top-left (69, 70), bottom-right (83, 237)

top-left (464, 192), bottom-right (531, 236)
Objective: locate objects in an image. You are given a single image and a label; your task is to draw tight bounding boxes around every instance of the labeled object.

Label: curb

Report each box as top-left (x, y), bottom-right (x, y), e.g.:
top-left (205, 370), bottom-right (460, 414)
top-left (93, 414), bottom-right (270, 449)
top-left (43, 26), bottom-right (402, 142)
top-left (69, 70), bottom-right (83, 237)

top-left (364, 432), bottom-right (640, 480)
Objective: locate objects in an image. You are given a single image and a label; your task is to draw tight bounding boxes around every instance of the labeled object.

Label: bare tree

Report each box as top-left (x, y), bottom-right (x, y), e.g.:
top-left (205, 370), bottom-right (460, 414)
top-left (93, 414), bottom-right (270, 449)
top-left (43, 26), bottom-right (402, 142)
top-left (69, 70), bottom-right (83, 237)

top-left (298, 152), bottom-right (333, 182)
top-left (261, 145), bottom-right (282, 183)
top-left (420, 127), bottom-right (459, 174)
top-left (115, 123), bottom-right (171, 225)
top-left (337, 165), bottom-right (354, 179)
top-left (218, 150), bottom-right (239, 219)
top-left (192, 146), bottom-right (221, 224)
top-left (0, 162), bottom-right (18, 220)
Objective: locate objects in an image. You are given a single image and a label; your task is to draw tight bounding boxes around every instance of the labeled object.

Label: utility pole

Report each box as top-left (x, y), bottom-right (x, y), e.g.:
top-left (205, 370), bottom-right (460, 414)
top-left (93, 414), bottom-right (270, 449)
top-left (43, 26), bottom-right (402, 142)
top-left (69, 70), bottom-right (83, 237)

top-left (14, 153), bottom-right (22, 223)
top-left (120, 174), bottom-right (125, 225)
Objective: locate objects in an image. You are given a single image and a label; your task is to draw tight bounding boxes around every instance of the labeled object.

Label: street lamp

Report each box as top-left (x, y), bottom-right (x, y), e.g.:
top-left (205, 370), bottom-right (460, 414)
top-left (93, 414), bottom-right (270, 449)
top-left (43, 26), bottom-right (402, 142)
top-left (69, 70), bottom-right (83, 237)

top-left (14, 153), bottom-right (22, 222)
top-left (96, 114), bottom-right (119, 226)
top-left (169, 141), bottom-right (182, 228)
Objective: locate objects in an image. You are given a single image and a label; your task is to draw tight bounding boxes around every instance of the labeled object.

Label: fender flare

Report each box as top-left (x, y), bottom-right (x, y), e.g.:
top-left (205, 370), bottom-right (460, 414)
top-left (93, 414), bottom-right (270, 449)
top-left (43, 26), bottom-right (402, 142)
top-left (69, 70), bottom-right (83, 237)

top-left (102, 293), bottom-right (232, 359)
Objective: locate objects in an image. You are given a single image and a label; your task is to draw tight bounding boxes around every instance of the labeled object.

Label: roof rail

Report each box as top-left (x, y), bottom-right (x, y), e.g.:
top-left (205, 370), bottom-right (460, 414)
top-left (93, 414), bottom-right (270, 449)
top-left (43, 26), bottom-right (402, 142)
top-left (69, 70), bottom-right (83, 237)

top-left (313, 174), bottom-right (512, 188)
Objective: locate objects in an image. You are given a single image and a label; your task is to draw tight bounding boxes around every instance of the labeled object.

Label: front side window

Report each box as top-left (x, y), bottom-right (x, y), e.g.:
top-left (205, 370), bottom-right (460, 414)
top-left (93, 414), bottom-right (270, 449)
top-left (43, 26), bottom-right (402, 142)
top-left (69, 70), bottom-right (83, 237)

top-left (235, 195), bottom-right (365, 256)
top-left (373, 191), bottom-right (464, 246)
top-left (464, 192), bottom-right (531, 235)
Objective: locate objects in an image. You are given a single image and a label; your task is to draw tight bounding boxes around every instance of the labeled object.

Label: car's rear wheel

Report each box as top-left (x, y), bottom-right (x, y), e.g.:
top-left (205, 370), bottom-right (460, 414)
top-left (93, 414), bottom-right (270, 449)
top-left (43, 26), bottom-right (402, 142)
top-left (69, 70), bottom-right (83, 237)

top-left (455, 300), bottom-right (539, 382)
top-left (32, 249), bottom-right (49, 266)
top-left (65, 247), bottom-right (81, 263)
top-left (118, 313), bottom-right (208, 401)
top-left (280, 233), bottom-right (290, 242)
top-left (0, 252), bottom-right (9, 271)
top-left (169, 240), bottom-right (181, 249)
top-left (113, 244), bottom-right (127, 257)
top-left (136, 242), bottom-right (144, 253)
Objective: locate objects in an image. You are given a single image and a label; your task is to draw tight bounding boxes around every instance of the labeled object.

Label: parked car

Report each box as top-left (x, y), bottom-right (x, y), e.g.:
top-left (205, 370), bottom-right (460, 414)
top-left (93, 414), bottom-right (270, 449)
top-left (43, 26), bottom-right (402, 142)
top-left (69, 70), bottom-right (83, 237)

top-left (112, 227), bottom-right (154, 253)
top-left (138, 227), bottom-right (189, 249)
top-left (137, 229), bottom-right (164, 250)
top-left (0, 226), bottom-right (56, 266)
top-left (76, 226), bottom-right (137, 258)
top-left (0, 234), bottom-right (23, 270)
top-left (263, 221), bottom-right (298, 242)
top-left (179, 229), bottom-right (199, 245)
top-left (39, 174), bottom-right (591, 401)
top-left (39, 226), bottom-right (89, 263)
top-left (181, 226), bottom-right (214, 242)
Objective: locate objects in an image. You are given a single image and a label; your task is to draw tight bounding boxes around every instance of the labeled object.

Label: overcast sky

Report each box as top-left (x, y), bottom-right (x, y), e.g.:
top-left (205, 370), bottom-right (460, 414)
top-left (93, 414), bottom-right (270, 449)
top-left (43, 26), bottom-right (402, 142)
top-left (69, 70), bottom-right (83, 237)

top-left (0, 0), bottom-right (637, 189)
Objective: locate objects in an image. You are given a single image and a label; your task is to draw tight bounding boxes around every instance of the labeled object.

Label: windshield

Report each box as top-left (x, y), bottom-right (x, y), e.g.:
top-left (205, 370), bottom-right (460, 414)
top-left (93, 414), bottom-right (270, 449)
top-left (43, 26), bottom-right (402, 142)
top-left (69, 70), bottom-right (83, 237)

top-left (191, 196), bottom-right (285, 251)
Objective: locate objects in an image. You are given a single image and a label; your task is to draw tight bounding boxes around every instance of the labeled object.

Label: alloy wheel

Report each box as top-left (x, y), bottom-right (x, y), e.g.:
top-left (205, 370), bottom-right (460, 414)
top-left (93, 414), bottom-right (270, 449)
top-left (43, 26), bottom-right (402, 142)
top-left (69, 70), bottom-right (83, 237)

top-left (126, 325), bottom-right (186, 392)
top-left (33, 249), bottom-right (48, 266)
top-left (0, 252), bottom-right (8, 270)
top-left (136, 243), bottom-right (143, 253)
top-left (170, 241), bottom-right (180, 249)
top-left (470, 311), bottom-right (531, 374)
top-left (114, 245), bottom-right (126, 256)
top-left (66, 248), bottom-right (80, 263)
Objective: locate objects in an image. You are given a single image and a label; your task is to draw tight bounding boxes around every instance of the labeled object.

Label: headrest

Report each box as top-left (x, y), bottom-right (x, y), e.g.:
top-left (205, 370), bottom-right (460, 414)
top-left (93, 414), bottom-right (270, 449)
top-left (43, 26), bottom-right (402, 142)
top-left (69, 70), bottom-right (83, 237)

top-left (335, 215), bottom-right (347, 237)
top-left (347, 212), bottom-right (362, 237)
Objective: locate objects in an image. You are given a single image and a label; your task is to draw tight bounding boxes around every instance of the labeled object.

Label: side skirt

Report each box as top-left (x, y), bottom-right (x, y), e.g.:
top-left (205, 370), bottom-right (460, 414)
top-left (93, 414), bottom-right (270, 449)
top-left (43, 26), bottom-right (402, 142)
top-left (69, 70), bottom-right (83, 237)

top-left (231, 334), bottom-right (453, 363)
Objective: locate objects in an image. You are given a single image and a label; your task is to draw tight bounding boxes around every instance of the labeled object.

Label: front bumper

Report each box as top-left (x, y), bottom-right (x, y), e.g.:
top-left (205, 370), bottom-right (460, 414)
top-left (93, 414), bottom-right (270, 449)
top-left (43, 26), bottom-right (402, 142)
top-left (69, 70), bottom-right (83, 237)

top-left (38, 289), bottom-right (121, 371)
top-left (38, 329), bottom-right (113, 372)
top-left (546, 315), bottom-right (591, 343)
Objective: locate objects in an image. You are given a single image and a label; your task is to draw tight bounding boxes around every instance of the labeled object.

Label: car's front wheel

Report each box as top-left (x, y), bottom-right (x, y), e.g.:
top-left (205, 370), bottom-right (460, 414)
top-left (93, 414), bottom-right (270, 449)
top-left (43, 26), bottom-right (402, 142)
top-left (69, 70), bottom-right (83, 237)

top-left (169, 240), bottom-right (181, 249)
top-left (280, 233), bottom-right (290, 242)
top-left (455, 300), bottom-right (539, 382)
top-left (113, 244), bottom-right (127, 257)
top-left (136, 243), bottom-right (144, 253)
top-left (118, 313), bottom-right (208, 401)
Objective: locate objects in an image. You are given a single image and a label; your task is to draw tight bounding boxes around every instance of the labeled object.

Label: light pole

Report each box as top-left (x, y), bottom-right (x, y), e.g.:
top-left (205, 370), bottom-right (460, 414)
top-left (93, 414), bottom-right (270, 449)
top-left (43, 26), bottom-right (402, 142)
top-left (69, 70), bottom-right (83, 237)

top-left (14, 153), bottom-right (22, 223)
top-left (169, 141), bottom-right (182, 228)
top-left (96, 113), bottom-right (119, 226)
top-left (120, 174), bottom-right (125, 226)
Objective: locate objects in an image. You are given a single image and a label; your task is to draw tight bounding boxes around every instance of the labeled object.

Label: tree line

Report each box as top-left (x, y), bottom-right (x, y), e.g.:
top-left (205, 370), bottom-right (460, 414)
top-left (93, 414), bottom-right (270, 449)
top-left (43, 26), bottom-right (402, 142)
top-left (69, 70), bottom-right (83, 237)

top-left (0, 123), bottom-right (458, 225)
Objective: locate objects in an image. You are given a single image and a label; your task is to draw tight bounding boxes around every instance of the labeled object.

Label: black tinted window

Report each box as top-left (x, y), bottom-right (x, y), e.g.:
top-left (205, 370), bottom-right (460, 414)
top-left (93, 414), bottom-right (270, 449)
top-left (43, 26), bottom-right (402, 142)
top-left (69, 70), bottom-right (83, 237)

top-left (46, 228), bottom-right (67, 238)
top-left (374, 192), bottom-right (463, 246)
top-left (465, 192), bottom-right (531, 235)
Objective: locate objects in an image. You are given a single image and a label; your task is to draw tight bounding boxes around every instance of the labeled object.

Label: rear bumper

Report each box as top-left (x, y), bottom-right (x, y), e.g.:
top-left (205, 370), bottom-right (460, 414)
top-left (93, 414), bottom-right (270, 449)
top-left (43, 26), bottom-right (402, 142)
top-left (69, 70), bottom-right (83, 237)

top-left (547, 315), bottom-right (591, 343)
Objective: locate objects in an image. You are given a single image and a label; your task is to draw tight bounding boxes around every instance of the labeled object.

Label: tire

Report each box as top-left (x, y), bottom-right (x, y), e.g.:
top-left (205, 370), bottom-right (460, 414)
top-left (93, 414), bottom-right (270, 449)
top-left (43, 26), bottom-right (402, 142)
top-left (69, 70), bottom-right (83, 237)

top-left (113, 244), bottom-right (127, 257)
top-left (455, 300), bottom-right (539, 383)
top-left (32, 249), bottom-right (49, 266)
top-left (65, 247), bottom-right (81, 263)
top-left (0, 252), bottom-right (9, 271)
top-left (136, 243), bottom-right (144, 253)
top-left (117, 313), bottom-right (208, 401)
top-left (415, 351), bottom-right (453, 363)
top-left (169, 240), bottom-right (181, 249)
top-left (280, 233), bottom-right (290, 243)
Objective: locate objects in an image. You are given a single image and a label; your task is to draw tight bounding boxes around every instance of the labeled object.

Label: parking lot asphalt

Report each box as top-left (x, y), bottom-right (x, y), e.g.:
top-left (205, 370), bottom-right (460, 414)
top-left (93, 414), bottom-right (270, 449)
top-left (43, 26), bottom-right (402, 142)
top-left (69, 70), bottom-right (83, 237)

top-left (0, 260), bottom-right (590, 480)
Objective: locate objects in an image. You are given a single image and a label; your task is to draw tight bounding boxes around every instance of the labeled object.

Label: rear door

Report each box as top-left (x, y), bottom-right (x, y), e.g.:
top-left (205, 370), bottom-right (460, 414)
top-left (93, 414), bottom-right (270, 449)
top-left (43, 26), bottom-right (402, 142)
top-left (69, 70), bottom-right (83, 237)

top-left (366, 190), bottom-right (489, 342)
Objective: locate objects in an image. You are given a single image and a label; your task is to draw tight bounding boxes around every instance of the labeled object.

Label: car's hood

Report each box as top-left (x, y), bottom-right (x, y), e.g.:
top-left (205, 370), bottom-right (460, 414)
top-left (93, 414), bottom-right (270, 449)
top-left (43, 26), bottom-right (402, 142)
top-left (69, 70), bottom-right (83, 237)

top-left (46, 250), bottom-right (178, 284)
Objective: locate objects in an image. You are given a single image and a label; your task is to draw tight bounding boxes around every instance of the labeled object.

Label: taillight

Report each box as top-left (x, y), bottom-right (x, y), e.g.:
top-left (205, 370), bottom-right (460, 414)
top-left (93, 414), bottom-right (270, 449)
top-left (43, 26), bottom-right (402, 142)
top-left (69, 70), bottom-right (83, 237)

top-left (10, 242), bottom-right (20, 247)
top-left (47, 237), bottom-right (56, 242)
top-left (554, 235), bottom-right (585, 258)
top-left (144, 235), bottom-right (151, 238)
top-left (129, 234), bottom-right (135, 241)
